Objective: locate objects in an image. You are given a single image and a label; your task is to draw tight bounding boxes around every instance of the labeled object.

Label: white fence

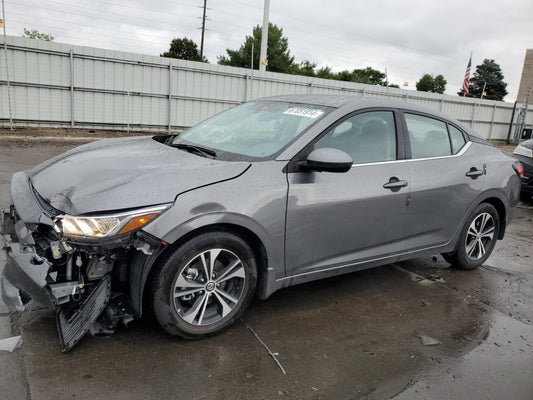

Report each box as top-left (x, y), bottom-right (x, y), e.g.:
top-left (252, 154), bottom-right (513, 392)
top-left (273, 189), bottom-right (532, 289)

top-left (1, 35), bottom-right (531, 140)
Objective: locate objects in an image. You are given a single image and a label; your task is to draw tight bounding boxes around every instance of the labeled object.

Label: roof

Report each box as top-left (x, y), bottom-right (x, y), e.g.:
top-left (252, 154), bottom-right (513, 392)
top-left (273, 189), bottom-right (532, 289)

top-left (260, 94), bottom-right (432, 112)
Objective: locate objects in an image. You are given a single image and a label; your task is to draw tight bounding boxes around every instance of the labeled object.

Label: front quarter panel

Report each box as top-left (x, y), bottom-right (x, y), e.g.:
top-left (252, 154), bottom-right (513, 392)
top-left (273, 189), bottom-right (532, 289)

top-left (142, 160), bottom-right (288, 280)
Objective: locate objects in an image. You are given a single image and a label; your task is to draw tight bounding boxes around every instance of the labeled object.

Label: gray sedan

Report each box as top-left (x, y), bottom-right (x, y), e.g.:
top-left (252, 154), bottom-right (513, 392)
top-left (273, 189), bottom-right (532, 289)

top-left (1, 95), bottom-right (522, 350)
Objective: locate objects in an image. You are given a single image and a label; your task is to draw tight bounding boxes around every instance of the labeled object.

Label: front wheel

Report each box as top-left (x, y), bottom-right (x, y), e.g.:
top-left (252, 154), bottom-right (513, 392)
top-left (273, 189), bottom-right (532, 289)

top-left (442, 203), bottom-right (500, 270)
top-left (151, 231), bottom-right (257, 339)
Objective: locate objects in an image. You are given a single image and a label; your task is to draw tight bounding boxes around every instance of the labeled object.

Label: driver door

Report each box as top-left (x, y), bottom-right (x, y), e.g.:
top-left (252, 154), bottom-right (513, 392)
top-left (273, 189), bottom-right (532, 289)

top-left (285, 110), bottom-right (410, 277)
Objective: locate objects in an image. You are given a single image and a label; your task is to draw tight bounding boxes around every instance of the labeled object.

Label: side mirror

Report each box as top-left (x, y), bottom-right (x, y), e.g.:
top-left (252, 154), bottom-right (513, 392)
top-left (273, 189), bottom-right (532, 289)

top-left (301, 148), bottom-right (353, 173)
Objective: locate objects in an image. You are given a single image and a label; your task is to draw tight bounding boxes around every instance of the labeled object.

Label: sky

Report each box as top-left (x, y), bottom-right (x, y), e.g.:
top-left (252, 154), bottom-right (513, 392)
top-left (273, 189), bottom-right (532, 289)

top-left (3, 0), bottom-right (532, 101)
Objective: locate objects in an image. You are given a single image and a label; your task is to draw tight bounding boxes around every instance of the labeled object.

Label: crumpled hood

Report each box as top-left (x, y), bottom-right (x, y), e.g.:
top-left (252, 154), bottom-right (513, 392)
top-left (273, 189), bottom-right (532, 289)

top-left (29, 136), bottom-right (250, 215)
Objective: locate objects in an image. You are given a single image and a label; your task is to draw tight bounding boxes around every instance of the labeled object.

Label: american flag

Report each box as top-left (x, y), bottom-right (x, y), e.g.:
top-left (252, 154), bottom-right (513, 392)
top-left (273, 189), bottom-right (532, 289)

top-left (462, 56), bottom-right (472, 96)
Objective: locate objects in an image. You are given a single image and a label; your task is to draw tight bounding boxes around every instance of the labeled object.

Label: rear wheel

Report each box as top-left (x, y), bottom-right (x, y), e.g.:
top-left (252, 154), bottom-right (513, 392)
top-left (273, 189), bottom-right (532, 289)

top-left (442, 203), bottom-right (500, 270)
top-left (151, 231), bottom-right (257, 338)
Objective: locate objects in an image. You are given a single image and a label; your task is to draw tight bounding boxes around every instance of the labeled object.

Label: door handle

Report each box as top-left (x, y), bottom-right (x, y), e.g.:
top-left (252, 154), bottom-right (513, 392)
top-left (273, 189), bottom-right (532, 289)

top-left (465, 168), bottom-right (484, 178)
top-left (383, 177), bottom-right (408, 190)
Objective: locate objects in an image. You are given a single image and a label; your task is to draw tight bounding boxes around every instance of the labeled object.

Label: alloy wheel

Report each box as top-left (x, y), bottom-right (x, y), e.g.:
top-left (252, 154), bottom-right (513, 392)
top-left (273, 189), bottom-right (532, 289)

top-left (464, 212), bottom-right (495, 261)
top-left (172, 248), bottom-right (246, 326)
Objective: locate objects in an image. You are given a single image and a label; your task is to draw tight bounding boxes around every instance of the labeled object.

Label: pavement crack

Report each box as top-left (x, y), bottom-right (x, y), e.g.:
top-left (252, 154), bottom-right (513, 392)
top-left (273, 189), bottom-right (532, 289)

top-left (10, 314), bottom-right (33, 400)
top-left (241, 318), bottom-right (286, 375)
top-left (480, 264), bottom-right (525, 278)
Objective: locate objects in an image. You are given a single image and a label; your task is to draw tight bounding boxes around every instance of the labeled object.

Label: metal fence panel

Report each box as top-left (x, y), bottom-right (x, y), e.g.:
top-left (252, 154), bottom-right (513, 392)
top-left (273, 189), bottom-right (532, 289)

top-left (1, 35), bottom-right (532, 140)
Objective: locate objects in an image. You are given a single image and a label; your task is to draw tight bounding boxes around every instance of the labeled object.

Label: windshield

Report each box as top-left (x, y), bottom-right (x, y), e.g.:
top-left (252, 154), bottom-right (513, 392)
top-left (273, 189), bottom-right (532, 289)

top-left (174, 101), bottom-right (331, 159)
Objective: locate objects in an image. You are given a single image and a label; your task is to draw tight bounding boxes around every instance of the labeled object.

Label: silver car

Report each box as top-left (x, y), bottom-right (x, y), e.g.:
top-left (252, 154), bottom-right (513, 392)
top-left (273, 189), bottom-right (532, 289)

top-left (1, 95), bottom-right (522, 351)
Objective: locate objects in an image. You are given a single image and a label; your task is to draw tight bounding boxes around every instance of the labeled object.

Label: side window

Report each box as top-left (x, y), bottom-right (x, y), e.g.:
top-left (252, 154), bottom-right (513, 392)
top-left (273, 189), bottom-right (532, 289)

top-left (448, 125), bottom-right (466, 154)
top-left (405, 114), bottom-right (451, 158)
top-left (314, 111), bottom-right (397, 164)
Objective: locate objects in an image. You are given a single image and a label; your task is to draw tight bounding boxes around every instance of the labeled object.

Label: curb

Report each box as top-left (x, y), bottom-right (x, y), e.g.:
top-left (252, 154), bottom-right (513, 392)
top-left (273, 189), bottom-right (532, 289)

top-left (0, 135), bottom-right (114, 143)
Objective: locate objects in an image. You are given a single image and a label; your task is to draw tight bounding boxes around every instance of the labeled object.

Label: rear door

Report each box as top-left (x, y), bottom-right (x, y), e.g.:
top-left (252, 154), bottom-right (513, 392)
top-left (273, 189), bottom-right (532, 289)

top-left (401, 112), bottom-right (486, 251)
top-left (285, 109), bottom-right (410, 277)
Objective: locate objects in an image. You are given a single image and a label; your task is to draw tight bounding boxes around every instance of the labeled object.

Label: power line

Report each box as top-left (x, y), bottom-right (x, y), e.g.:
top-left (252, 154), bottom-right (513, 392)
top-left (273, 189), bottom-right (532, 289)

top-left (9, 3), bottom-right (199, 32)
top-left (6, 13), bottom-right (166, 53)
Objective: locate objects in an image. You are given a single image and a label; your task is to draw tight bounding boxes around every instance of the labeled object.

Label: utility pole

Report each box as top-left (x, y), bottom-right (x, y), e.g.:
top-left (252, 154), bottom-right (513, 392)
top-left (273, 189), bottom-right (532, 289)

top-left (1, 0), bottom-right (13, 129)
top-left (259, 0), bottom-right (269, 72)
top-left (200, 0), bottom-right (207, 59)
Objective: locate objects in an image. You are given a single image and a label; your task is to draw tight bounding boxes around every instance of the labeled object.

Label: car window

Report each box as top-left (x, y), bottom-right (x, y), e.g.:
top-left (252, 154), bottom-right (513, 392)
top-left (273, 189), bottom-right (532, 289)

top-left (314, 111), bottom-right (397, 164)
top-left (448, 125), bottom-right (466, 154)
top-left (176, 101), bottom-right (331, 159)
top-left (405, 114), bottom-right (451, 158)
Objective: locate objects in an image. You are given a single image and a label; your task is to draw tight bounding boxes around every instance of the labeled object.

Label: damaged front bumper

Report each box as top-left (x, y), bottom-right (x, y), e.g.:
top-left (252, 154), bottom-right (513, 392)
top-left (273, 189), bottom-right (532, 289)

top-left (1, 246), bottom-right (54, 312)
top-left (1, 204), bottom-right (113, 352)
top-left (1, 171), bottom-right (161, 351)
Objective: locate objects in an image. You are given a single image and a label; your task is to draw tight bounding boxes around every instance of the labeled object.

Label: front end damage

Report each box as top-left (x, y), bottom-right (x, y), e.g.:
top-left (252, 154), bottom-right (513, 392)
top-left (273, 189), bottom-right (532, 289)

top-left (1, 171), bottom-right (166, 351)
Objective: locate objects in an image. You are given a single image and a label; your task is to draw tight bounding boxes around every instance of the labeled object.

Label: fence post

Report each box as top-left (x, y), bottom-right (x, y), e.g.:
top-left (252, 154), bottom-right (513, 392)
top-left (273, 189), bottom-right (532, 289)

top-left (488, 104), bottom-right (496, 140)
top-left (244, 74), bottom-right (248, 102)
top-left (470, 102), bottom-right (477, 128)
top-left (126, 91), bottom-right (130, 133)
top-left (69, 50), bottom-right (75, 128)
top-left (168, 63), bottom-right (172, 133)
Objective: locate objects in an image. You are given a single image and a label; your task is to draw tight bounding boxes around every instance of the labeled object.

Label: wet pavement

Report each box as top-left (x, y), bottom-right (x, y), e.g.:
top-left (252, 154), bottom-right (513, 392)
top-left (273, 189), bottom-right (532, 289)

top-left (0, 141), bottom-right (532, 400)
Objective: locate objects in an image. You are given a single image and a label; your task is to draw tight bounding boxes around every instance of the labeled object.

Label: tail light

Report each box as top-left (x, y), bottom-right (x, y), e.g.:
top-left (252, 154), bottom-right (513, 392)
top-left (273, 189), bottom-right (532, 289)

top-left (512, 162), bottom-right (524, 178)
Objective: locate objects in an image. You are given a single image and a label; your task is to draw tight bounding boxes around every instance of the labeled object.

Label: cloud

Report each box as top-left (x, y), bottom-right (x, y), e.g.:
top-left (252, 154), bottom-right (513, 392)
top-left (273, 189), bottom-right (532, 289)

top-left (4, 0), bottom-right (531, 100)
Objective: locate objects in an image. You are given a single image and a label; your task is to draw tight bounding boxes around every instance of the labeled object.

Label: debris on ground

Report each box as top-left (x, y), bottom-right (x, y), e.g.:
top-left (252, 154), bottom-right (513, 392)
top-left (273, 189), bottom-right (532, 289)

top-left (427, 275), bottom-right (447, 284)
top-left (417, 333), bottom-right (442, 346)
top-left (0, 336), bottom-right (22, 352)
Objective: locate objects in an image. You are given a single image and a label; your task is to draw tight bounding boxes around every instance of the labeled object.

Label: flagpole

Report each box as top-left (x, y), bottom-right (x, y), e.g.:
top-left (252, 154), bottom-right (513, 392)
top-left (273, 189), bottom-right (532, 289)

top-left (1, 0), bottom-right (13, 129)
top-left (463, 51), bottom-right (472, 97)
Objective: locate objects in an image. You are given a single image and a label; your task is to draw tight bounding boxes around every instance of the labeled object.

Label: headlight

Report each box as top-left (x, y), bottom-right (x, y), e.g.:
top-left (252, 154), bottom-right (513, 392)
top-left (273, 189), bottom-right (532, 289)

top-left (59, 205), bottom-right (169, 238)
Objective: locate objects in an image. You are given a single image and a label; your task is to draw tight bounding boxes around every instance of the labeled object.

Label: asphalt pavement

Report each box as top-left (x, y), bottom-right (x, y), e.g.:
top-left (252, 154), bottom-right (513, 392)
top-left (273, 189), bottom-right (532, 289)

top-left (0, 140), bottom-right (532, 400)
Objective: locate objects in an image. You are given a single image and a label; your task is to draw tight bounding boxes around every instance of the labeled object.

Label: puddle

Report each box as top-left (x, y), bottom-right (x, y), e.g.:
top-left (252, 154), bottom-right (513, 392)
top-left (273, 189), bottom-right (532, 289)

top-left (394, 312), bottom-right (533, 399)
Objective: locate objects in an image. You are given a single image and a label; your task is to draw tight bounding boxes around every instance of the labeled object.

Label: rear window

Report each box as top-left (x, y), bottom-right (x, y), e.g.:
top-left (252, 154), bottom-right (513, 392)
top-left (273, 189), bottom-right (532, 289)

top-left (405, 114), bottom-right (451, 158)
top-left (448, 125), bottom-right (466, 154)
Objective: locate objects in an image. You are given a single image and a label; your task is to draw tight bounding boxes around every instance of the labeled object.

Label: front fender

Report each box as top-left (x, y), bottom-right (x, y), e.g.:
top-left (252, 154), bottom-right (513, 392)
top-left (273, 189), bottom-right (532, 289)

top-left (131, 211), bottom-right (283, 316)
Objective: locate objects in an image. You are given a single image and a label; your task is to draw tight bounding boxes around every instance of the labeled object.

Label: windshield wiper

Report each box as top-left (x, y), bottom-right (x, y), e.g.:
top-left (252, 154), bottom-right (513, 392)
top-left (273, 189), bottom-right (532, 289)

top-left (169, 143), bottom-right (217, 159)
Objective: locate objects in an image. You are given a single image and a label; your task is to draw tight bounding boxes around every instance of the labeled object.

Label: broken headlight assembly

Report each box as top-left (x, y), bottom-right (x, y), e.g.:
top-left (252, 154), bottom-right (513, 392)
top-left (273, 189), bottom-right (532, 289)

top-left (57, 204), bottom-right (169, 239)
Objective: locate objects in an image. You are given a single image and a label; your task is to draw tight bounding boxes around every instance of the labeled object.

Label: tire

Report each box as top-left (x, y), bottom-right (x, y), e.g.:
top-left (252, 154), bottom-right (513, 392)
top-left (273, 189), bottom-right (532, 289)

top-left (150, 231), bottom-right (257, 339)
top-left (442, 203), bottom-right (500, 270)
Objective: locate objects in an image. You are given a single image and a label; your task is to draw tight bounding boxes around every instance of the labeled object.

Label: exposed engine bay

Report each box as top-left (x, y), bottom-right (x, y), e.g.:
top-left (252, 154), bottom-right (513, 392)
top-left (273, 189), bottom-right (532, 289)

top-left (1, 200), bottom-right (166, 352)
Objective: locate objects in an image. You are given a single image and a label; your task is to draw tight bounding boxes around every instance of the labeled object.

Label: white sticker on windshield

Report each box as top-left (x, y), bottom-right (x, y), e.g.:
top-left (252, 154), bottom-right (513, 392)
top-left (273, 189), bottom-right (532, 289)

top-left (283, 107), bottom-right (324, 119)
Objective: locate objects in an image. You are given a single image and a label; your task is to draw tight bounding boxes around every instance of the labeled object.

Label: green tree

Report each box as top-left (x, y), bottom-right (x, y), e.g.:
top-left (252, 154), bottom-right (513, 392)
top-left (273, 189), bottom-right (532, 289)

top-left (218, 23), bottom-right (295, 73)
top-left (316, 66), bottom-right (334, 79)
top-left (335, 70), bottom-right (354, 82)
top-left (350, 67), bottom-right (387, 85)
top-left (23, 28), bottom-right (54, 41)
top-left (330, 67), bottom-right (388, 85)
top-left (289, 60), bottom-right (316, 77)
top-left (416, 73), bottom-right (447, 94)
top-left (161, 37), bottom-right (206, 62)
top-left (458, 59), bottom-right (507, 100)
